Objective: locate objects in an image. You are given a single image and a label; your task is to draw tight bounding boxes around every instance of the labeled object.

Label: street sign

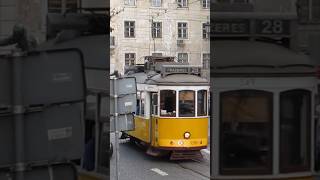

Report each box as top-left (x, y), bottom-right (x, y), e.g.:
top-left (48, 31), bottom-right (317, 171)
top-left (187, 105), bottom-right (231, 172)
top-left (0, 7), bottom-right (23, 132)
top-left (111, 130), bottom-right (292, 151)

top-left (0, 49), bottom-right (85, 167)
top-left (110, 77), bottom-right (136, 132)
top-left (0, 49), bottom-right (85, 107)
top-left (110, 76), bottom-right (137, 180)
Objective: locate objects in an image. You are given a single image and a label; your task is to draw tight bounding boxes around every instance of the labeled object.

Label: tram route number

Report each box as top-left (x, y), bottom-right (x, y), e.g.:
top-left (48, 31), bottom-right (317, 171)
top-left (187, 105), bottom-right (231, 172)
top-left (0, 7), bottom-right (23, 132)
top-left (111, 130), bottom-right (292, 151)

top-left (256, 19), bottom-right (290, 35)
top-left (240, 78), bottom-right (255, 86)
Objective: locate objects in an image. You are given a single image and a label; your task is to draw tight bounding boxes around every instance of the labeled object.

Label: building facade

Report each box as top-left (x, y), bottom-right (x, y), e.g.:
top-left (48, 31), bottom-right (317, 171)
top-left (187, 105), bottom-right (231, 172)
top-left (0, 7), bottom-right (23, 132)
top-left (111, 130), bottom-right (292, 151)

top-left (110, 0), bottom-right (210, 74)
top-left (0, 0), bottom-right (107, 44)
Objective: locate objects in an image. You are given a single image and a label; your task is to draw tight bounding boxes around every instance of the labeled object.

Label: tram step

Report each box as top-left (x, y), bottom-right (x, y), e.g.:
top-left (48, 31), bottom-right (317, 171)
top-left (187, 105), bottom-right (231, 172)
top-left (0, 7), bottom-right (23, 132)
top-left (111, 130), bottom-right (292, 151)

top-left (170, 150), bottom-right (203, 160)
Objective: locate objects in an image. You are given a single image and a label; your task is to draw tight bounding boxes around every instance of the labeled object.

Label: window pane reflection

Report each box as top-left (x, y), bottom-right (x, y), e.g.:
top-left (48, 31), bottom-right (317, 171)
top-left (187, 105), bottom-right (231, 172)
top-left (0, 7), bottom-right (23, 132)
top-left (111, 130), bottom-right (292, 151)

top-left (179, 90), bottom-right (195, 117)
top-left (280, 89), bottom-right (311, 172)
top-left (160, 90), bottom-right (176, 117)
top-left (220, 90), bottom-right (273, 174)
top-left (198, 90), bottom-right (207, 116)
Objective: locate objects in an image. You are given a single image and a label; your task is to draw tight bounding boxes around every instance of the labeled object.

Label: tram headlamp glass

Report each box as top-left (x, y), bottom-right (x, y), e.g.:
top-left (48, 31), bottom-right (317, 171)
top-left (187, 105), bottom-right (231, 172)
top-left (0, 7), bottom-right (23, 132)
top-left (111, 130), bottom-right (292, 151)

top-left (184, 132), bottom-right (191, 139)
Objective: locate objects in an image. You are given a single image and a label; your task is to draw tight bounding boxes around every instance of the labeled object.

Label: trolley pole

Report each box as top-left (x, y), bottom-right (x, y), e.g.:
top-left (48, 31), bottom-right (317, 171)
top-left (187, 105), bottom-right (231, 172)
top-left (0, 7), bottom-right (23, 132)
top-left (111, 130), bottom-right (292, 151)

top-left (12, 50), bottom-right (25, 180)
top-left (113, 77), bottom-right (120, 180)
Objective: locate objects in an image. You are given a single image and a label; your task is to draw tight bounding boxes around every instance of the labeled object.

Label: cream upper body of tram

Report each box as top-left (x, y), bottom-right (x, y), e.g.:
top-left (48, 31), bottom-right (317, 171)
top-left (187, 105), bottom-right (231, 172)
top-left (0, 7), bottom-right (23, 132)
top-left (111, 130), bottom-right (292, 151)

top-left (211, 40), bottom-right (319, 179)
top-left (125, 57), bottom-right (210, 158)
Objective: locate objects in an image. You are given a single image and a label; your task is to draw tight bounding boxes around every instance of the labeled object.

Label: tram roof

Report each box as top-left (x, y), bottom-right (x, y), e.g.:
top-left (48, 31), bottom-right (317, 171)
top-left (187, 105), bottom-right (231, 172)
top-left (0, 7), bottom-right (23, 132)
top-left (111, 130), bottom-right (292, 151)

top-left (127, 72), bottom-right (209, 86)
top-left (212, 40), bottom-right (316, 77)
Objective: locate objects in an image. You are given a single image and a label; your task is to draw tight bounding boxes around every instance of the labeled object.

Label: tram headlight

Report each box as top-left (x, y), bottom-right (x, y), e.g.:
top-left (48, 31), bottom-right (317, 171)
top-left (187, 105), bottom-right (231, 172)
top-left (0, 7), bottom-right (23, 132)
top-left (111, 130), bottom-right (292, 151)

top-left (184, 132), bottom-right (191, 139)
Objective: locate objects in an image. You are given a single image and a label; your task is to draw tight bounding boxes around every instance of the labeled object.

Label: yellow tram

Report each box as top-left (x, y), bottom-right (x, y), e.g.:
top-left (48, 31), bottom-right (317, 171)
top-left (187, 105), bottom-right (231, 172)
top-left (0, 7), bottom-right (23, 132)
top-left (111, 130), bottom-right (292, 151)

top-left (211, 40), bottom-right (319, 180)
top-left (124, 56), bottom-right (210, 160)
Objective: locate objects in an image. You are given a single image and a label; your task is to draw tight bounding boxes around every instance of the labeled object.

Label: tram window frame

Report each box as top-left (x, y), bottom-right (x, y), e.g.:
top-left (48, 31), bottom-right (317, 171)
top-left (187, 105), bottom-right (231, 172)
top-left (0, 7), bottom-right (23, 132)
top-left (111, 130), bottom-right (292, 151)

top-left (219, 90), bottom-right (273, 175)
top-left (141, 91), bottom-right (145, 116)
top-left (279, 89), bottom-right (311, 173)
top-left (160, 90), bottom-right (176, 117)
top-left (197, 90), bottom-right (208, 116)
top-left (179, 90), bottom-right (196, 117)
top-left (136, 91), bottom-right (141, 116)
top-left (151, 93), bottom-right (158, 116)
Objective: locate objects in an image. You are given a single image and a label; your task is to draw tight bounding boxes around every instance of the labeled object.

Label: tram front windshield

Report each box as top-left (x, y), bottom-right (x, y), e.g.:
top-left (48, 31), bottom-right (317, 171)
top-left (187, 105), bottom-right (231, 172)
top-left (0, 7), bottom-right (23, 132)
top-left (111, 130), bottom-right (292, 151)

top-left (160, 89), bottom-right (208, 117)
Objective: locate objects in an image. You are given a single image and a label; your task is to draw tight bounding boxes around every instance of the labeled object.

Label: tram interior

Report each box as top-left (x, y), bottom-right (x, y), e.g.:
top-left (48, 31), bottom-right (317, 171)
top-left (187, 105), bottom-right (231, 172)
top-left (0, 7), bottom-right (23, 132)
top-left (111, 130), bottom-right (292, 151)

top-left (220, 89), bottom-right (311, 174)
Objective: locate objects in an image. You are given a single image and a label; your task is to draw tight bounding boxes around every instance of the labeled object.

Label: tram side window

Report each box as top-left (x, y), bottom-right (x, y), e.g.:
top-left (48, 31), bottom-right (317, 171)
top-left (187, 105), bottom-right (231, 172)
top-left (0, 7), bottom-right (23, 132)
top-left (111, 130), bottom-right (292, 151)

top-left (141, 92), bottom-right (145, 116)
top-left (280, 89), bottom-right (311, 173)
top-left (179, 90), bottom-right (195, 117)
top-left (220, 90), bottom-right (273, 174)
top-left (151, 93), bottom-right (158, 115)
top-left (160, 90), bottom-right (176, 117)
top-left (136, 92), bottom-right (141, 115)
top-left (198, 90), bottom-right (207, 116)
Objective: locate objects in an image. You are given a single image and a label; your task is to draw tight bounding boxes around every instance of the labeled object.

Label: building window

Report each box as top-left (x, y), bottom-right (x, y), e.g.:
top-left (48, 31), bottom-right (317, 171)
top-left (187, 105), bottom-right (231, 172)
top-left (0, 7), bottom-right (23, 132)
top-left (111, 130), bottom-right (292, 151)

top-left (220, 90), bottom-right (273, 174)
top-left (124, 21), bottom-right (135, 38)
top-left (177, 0), bottom-right (188, 8)
top-left (152, 22), bottom-right (162, 38)
top-left (202, 23), bottom-right (210, 39)
top-left (110, 36), bottom-right (115, 46)
top-left (297, 0), bottom-right (320, 22)
top-left (124, 0), bottom-right (136, 6)
top-left (151, 0), bottom-right (161, 7)
top-left (178, 22), bottom-right (188, 39)
top-left (178, 53), bottom-right (188, 63)
top-left (203, 53), bottom-right (210, 69)
top-left (48, 0), bottom-right (77, 13)
top-left (125, 53), bottom-right (136, 66)
top-left (280, 89), bottom-right (311, 173)
top-left (202, 0), bottom-right (210, 8)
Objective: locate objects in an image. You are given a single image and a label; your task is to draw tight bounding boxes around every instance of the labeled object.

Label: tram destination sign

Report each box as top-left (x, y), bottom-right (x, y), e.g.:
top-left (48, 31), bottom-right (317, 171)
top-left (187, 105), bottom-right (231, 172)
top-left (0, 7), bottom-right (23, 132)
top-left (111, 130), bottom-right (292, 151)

top-left (213, 19), bottom-right (291, 36)
top-left (161, 65), bottom-right (201, 76)
top-left (213, 19), bottom-right (250, 35)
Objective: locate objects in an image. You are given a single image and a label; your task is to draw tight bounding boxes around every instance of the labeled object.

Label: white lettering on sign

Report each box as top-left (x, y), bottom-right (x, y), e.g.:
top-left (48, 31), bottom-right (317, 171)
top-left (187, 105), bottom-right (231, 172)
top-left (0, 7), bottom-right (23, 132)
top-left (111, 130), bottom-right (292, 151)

top-left (48, 127), bottom-right (72, 140)
top-left (125, 102), bottom-right (133, 107)
top-left (240, 78), bottom-right (255, 86)
top-left (261, 20), bottom-right (283, 34)
top-left (126, 84), bottom-right (133, 88)
top-left (52, 73), bottom-right (72, 82)
top-left (213, 23), bottom-right (247, 34)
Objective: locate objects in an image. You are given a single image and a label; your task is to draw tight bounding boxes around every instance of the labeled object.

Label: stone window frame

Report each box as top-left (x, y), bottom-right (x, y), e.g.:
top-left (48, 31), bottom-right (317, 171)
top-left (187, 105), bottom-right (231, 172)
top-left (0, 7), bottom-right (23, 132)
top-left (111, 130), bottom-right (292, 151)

top-left (125, 53), bottom-right (136, 66)
top-left (177, 22), bottom-right (188, 39)
top-left (151, 22), bottom-right (162, 38)
top-left (124, 21), bottom-right (135, 38)
top-left (177, 53), bottom-right (189, 63)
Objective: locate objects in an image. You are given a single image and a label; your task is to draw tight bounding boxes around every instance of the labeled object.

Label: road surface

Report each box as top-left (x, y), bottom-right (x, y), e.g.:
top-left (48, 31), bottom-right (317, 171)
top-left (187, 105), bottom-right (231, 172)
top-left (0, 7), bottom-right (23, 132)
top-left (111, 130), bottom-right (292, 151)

top-left (110, 134), bottom-right (210, 180)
